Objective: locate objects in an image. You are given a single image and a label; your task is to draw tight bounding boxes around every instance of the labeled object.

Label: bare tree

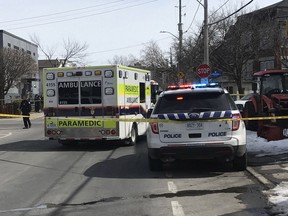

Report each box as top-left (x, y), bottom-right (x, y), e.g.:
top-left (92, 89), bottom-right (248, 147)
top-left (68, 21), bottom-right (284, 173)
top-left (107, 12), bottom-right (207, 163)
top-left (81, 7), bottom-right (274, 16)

top-left (108, 54), bottom-right (138, 66)
top-left (30, 35), bottom-right (88, 67)
top-left (211, 16), bottom-right (259, 94)
top-left (140, 41), bottom-right (175, 86)
top-left (140, 41), bottom-right (168, 68)
top-left (30, 34), bottom-right (57, 67)
top-left (61, 38), bottom-right (88, 67)
top-left (0, 48), bottom-right (37, 103)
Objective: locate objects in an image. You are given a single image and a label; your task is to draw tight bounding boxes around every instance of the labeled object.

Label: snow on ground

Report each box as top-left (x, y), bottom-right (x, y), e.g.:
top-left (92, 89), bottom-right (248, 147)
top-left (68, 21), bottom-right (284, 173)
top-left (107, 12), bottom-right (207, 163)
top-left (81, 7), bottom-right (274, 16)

top-left (247, 130), bottom-right (288, 157)
top-left (247, 130), bottom-right (288, 215)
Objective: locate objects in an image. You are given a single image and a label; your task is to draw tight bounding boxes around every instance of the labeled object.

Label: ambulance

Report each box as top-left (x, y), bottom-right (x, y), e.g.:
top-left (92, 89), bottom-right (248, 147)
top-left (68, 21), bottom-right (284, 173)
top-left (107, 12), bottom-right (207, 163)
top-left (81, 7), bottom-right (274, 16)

top-left (43, 65), bottom-right (152, 146)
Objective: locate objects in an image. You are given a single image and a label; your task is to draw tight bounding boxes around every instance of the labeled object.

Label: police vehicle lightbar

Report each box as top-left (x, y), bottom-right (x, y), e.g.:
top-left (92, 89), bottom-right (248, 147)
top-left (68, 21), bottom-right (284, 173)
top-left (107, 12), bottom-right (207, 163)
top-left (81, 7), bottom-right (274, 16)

top-left (166, 82), bottom-right (220, 90)
top-left (166, 84), bottom-right (192, 90)
top-left (191, 82), bottom-right (220, 89)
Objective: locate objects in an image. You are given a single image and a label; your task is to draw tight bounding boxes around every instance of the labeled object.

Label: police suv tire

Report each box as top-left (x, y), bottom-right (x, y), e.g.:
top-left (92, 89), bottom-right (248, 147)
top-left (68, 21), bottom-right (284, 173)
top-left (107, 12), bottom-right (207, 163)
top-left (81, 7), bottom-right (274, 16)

top-left (126, 124), bottom-right (138, 146)
top-left (233, 152), bottom-right (247, 171)
top-left (148, 155), bottom-right (162, 171)
top-left (243, 101), bottom-right (258, 131)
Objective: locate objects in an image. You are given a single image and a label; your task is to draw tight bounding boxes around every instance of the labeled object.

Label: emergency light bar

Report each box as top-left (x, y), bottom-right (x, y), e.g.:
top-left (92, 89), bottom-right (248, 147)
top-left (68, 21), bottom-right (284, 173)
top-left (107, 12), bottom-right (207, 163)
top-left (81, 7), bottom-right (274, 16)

top-left (166, 84), bottom-right (192, 90)
top-left (191, 82), bottom-right (220, 89)
top-left (166, 82), bottom-right (220, 90)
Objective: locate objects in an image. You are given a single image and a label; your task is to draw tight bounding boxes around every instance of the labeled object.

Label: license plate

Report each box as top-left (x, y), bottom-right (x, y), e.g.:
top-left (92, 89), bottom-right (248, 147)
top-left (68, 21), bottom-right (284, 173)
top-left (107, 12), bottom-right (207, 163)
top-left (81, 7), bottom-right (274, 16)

top-left (186, 122), bottom-right (203, 130)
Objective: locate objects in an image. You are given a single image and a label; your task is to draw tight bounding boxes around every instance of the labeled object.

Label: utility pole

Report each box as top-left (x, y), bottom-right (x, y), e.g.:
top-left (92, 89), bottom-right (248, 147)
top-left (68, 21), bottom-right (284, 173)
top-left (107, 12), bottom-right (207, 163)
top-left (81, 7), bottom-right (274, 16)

top-left (178, 0), bottom-right (183, 72)
top-left (203, 0), bottom-right (209, 65)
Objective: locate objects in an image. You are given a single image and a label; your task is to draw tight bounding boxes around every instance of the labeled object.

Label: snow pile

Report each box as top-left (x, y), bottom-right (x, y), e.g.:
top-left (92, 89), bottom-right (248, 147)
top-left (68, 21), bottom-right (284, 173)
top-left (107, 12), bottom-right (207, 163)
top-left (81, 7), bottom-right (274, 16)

top-left (247, 130), bottom-right (288, 215)
top-left (265, 182), bottom-right (288, 216)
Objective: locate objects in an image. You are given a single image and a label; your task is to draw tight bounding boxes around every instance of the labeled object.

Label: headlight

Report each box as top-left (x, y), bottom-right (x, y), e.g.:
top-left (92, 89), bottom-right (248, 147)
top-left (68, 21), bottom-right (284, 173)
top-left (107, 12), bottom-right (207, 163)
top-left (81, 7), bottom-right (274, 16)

top-left (46, 73), bottom-right (55, 80)
top-left (104, 70), bottom-right (114, 78)
top-left (85, 71), bottom-right (92, 76)
top-left (105, 87), bottom-right (114, 95)
top-left (66, 72), bottom-right (73, 77)
top-left (47, 89), bottom-right (55, 97)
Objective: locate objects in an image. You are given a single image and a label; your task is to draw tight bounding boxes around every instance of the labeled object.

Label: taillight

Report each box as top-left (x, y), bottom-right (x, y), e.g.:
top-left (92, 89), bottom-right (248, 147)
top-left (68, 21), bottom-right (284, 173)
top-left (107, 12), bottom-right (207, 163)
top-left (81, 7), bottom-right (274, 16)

top-left (232, 113), bottom-right (241, 131)
top-left (149, 122), bottom-right (159, 134)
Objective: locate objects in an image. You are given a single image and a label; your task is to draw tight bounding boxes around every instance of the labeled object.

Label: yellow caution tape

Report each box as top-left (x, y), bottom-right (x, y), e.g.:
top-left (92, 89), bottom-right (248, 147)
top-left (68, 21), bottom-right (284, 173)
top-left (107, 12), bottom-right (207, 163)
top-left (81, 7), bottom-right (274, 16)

top-left (45, 115), bottom-right (288, 124)
top-left (1, 113), bottom-right (288, 123)
top-left (0, 114), bottom-right (34, 118)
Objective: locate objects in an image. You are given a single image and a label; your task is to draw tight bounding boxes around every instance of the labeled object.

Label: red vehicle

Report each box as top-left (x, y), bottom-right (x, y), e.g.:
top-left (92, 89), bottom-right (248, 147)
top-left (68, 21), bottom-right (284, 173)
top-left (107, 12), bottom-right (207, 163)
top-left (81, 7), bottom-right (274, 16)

top-left (235, 70), bottom-right (288, 141)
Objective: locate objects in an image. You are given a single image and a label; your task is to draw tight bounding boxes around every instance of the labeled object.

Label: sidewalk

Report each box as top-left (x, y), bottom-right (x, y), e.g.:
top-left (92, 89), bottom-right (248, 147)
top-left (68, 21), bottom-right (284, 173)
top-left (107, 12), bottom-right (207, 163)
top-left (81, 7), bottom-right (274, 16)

top-left (30, 111), bottom-right (44, 119)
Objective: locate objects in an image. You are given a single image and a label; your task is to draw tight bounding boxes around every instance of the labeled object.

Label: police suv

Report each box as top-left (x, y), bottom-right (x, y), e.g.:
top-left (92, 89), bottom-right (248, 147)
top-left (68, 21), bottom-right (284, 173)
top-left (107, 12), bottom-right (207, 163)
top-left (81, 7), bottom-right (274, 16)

top-left (146, 83), bottom-right (247, 171)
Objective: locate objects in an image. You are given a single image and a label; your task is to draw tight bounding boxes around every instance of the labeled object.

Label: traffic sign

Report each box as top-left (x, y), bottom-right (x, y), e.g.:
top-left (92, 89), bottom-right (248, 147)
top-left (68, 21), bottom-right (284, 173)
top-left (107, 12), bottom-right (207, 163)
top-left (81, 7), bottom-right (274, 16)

top-left (196, 64), bottom-right (211, 78)
top-left (210, 70), bottom-right (222, 78)
top-left (177, 71), bottom-right (185, 79)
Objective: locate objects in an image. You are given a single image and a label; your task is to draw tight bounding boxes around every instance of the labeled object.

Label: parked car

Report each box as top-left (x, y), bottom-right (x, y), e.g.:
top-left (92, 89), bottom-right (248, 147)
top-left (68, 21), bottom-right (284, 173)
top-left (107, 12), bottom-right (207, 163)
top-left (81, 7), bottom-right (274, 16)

top-left (234, 93), bottom-right (258, 131)
top-left (146, 84), bottom-right (247, 171)
top-left (234, 93), bottom-right (257, 113)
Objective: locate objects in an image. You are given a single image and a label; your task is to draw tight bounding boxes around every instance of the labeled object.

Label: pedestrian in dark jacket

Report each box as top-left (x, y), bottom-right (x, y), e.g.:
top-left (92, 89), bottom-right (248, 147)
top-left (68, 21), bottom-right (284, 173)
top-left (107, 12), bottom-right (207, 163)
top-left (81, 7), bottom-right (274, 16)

top-left (19, 96), bottom-right (32, 129)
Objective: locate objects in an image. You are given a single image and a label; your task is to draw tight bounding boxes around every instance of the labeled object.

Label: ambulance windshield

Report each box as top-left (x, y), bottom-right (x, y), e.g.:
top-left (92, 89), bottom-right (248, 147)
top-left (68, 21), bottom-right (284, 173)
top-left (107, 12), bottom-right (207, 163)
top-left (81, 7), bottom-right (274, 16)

top-left (58, 80), bottom-right (102, 105)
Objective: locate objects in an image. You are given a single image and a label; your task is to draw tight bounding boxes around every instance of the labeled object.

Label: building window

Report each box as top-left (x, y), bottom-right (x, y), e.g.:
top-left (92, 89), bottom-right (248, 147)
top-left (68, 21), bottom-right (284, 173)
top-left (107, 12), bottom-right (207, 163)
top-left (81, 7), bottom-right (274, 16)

top-left (33, 53), bottom-right (35, 56)
top-left (27, 50), bottom-right (31, 55)
top-left (7, 43), bottom-right (11, 47)
top-left (281, 59), bottom-right (288, 69)
top-left (260, 61), bottom-right (274, 70)
top-left (14, 46), bottom-right (19, 50)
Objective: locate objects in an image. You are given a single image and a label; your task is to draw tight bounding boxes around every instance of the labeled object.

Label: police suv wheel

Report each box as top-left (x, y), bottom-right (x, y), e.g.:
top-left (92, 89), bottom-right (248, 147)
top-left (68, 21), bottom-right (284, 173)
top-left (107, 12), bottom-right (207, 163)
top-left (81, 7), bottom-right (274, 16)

top-left (233, 152), bottom-right (247, 171)
top-left (148, 155), bottom-right (162, 171)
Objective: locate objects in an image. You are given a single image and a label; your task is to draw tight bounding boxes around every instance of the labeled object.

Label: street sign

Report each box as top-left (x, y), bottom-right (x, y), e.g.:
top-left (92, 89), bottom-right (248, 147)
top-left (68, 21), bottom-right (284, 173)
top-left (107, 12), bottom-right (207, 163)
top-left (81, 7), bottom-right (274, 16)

top-left (210, 70), bottom-right (222, 78)
top-left (196, 64), bottom-right (211, 78)
top-left (177, 72), bottom-right (185, 79)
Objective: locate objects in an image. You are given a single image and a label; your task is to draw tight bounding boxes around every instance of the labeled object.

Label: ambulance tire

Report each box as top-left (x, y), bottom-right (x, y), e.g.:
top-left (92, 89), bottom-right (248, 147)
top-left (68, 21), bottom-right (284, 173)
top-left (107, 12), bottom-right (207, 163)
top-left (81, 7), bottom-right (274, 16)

top-left (126, 123), bottom-right (138, 146)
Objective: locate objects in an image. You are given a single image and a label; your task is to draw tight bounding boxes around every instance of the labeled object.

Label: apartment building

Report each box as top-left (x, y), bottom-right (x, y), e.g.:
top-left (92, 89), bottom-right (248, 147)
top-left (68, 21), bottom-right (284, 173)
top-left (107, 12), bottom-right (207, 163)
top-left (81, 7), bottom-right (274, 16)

top-left (0, 30), bottom-right (38, 101)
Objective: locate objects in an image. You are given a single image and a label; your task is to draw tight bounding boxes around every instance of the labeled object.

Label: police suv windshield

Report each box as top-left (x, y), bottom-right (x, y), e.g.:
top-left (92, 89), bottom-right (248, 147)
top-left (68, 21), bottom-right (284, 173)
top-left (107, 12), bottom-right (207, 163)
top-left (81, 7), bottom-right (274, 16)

top-left (153, 91), bottom-right (237, 114)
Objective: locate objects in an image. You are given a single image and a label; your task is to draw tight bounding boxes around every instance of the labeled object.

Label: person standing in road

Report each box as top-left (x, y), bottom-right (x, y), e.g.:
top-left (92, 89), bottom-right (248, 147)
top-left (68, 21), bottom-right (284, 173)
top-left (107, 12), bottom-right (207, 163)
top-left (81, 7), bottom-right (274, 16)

top-left (19, 96), bottom-right (32, 129)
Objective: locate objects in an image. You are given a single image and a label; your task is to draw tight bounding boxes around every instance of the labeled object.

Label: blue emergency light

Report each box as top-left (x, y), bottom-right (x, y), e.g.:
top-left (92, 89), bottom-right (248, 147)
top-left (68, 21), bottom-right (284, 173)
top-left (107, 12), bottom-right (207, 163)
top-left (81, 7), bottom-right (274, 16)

top-left (192, 82), bottom-right (220, 89)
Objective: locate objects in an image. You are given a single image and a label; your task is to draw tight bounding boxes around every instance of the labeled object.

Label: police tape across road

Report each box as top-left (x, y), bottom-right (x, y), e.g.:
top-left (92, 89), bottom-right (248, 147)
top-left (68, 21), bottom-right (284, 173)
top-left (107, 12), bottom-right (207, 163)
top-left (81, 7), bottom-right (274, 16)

top-left (1, 113), bottom-right (288, 123)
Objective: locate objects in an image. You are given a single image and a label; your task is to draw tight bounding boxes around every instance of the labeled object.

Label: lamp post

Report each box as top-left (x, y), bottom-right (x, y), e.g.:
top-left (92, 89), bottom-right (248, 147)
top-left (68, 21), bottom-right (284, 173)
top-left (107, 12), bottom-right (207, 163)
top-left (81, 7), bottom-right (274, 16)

top-left (160, 30), bottom-right (182, 73)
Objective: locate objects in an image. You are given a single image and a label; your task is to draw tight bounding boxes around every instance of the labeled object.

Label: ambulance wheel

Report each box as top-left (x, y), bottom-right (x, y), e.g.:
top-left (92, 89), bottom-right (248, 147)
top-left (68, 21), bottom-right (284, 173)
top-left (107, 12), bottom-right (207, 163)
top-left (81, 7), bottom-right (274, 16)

top-left (126, 124), bottom-right (138, 146)
top-left (233, 152), bottom-right (247, 171)
top-left (148, 155), bottom-right (162, 171)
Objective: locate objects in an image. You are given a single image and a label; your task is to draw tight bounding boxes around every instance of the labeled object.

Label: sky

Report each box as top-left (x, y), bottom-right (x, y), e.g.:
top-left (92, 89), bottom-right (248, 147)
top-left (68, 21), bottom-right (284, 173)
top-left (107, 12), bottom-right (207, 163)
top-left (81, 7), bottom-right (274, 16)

top-left (247, 130), bottom-right (288, 216)
top-left (0, 0), bottom-right (283, 65)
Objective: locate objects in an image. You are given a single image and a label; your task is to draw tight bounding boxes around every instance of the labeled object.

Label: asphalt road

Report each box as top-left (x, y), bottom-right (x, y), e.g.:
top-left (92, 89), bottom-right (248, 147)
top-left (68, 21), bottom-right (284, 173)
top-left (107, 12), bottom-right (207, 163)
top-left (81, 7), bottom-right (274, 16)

top-left (0, 115), bottom-right (270, 216)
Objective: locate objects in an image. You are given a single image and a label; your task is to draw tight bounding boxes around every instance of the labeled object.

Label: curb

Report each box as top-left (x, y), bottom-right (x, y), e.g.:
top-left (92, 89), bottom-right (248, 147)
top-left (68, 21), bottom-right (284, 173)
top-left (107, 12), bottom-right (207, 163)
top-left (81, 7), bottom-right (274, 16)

top-left (246, 166), bottom-right (275, 189)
